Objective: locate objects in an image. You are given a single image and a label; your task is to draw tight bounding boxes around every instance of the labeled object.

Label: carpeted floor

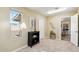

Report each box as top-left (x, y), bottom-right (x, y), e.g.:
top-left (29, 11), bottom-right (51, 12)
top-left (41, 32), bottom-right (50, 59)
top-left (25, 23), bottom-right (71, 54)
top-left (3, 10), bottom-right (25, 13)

top-left (17, 39), bottom-right (79, 52)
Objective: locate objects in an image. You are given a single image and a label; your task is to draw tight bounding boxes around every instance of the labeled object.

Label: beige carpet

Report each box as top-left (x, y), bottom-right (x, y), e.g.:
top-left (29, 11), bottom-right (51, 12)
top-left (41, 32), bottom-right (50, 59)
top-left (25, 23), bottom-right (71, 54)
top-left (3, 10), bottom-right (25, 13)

top-left (17, 39), bottom-right (79, 52)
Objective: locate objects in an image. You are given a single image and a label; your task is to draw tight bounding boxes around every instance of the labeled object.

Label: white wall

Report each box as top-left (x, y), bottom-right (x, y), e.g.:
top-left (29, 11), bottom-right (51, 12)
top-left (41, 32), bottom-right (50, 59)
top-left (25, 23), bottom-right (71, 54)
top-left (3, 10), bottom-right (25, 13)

top-left (71, 14), bottom-right (78, 46)
top-left (0, 8), bottom-right (10, 51)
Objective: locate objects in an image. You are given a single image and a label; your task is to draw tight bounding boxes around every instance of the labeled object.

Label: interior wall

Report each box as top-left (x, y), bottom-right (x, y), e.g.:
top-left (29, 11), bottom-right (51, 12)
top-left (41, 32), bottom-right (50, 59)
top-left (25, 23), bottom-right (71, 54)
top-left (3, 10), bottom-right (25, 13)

top-left (44, 17), bottom-right (49, 38)
top-left (46, 11), bottom-right (77, 40)
top-left (0, 8), bottom-right (10, 51)
top-left (0, 7), bottom-right (46, 51)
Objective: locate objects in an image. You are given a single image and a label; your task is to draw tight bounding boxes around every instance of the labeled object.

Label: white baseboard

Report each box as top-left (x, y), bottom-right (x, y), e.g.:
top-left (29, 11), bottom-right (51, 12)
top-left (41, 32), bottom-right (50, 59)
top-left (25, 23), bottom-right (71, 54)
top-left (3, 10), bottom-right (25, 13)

top-left (12, 45), bottom-right (27, 52)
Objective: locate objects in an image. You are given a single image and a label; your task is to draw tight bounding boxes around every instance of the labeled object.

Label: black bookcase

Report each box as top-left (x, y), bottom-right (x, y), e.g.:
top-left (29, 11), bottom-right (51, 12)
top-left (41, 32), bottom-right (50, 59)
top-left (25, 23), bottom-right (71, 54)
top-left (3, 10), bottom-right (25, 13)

top-left (28, 31), bottom-right (39, 47)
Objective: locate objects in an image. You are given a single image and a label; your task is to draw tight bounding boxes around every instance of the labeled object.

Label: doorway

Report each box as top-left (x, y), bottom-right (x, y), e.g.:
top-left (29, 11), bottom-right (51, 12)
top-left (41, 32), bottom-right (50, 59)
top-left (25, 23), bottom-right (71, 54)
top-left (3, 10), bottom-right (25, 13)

top-left (61, 17), bottom-right (71, 41)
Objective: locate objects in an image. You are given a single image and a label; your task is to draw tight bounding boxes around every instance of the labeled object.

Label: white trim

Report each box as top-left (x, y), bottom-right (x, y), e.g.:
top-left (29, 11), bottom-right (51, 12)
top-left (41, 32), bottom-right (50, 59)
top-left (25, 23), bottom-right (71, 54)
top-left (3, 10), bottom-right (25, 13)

top-left (12, 45), bottom-right (27, 52)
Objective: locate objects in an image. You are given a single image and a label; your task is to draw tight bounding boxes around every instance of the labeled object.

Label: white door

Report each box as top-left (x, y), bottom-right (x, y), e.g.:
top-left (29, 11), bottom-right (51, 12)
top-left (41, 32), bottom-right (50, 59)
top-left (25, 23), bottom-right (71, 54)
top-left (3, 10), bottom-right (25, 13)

top-left (71, 14), bottom-right (78, 46)
top-left (39, 19), bottom-right (45, 39)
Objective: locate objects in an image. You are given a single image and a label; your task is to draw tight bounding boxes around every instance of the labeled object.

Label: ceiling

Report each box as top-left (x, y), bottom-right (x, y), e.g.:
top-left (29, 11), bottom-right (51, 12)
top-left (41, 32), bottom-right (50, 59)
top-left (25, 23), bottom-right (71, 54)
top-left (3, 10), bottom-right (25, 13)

top-left (28, 7), bottom-right (78, 16)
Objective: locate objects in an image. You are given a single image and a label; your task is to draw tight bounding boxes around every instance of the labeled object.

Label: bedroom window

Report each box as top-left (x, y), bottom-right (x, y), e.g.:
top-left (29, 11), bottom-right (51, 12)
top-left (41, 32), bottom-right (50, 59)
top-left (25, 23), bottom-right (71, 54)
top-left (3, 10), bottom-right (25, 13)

top-left (10, 10), bottom-right (21, 31)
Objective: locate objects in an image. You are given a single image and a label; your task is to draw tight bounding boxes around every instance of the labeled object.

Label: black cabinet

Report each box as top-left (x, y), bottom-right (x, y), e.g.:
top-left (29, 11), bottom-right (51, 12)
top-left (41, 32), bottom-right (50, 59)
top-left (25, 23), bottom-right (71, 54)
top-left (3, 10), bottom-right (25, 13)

top-left (28, 31), bottom-right (39, 47)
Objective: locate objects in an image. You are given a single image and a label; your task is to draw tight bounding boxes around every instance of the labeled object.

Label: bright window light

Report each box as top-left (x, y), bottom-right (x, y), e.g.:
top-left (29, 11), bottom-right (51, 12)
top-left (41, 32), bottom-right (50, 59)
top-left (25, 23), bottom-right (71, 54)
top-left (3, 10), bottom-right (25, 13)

top-left (47, 8), bottom-right (68, 14)
top-left (20, 22), bottom-right (27, 30)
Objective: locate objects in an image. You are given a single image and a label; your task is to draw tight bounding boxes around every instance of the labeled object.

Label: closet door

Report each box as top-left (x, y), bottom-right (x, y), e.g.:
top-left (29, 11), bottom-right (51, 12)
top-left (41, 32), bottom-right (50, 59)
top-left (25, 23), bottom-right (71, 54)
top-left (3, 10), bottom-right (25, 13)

top-left (39, 19), bottom-right (45, 39)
